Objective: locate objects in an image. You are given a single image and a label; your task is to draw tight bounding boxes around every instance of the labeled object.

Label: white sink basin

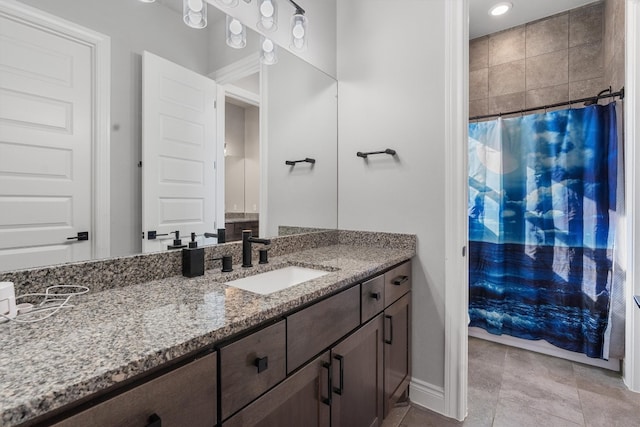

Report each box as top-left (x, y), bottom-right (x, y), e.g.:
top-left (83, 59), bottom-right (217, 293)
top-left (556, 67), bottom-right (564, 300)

top-left (225, 266), bottom-right (330, 295)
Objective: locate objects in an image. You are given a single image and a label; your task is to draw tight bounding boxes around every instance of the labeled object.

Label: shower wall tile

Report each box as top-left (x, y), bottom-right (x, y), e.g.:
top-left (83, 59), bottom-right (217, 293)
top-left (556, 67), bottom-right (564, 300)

top-left (570, 2), bottom-right (604, 47)
top-left (470, 68), bottom-right (489, 100)
top-left (470, 36), bottom-right (489, 71)
top-left (488, 60), bottom-right (525, 97)
top-left (526, 50), bottom-right (569, 90)
top-left (525, 84), bottom-right (569, 108)
top-left (469, 99), bottom-right (488, 118)
top-left (469, 2), bottom-right (609, 118)
top-left (488, 92), bottom-right (525, 116)
top-left (526, 13), bottom-right (569, 57)
top-left (569, 40), bottom-right (603, 82)
top-left (569, 77), bottom-right (605, 100)
top-left (603, 0), bottom-right (625, 92)
top-left (488, 26), bottom-right (525, 66)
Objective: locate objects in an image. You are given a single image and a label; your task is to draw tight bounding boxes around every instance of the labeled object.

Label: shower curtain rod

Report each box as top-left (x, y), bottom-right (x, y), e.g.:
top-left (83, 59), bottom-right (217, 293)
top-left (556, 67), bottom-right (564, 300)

top-left (469, 87), bottom-right (624, 121)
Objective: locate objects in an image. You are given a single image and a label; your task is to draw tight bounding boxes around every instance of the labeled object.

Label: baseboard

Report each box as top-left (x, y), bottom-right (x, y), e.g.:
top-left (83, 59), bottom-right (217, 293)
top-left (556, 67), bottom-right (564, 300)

top-left (469, 327), bottom-right (621, 371)
top-left (409, 377), bottom-right (445, 416)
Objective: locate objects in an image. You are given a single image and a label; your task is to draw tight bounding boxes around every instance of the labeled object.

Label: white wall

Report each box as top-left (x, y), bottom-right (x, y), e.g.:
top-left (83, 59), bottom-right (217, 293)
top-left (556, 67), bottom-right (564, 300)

top-left (337, 0), bottom-right (449, 406)
top-left (265, 50), bottom-right (338, 236)
top-left (206, 0), bottom-right (337, 78)
top-left (225, 102), bottom-right (246, 212)
top-left (20, 0), bottom-right (211, 257)
top-left (245, 105), bottom-right (260, 213)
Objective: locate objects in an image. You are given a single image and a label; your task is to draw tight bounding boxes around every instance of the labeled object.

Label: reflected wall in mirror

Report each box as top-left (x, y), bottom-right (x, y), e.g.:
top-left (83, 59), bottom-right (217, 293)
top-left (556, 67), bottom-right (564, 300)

top-left (0, 0), bottom-right (337, 271)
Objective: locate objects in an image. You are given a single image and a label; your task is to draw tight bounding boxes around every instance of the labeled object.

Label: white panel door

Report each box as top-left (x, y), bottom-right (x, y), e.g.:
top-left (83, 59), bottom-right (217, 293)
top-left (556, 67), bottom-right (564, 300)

top-left (0, 14), bottom-right (92, 270)
top-left (142, 52), bottom-right (218, 253)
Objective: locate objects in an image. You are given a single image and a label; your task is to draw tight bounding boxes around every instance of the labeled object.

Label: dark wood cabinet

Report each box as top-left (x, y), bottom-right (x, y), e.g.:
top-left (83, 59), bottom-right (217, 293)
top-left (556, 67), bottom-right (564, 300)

top-left (52, 352), bottom-right (217, 427)
top-left (223, 352), bottom-right (331, 427)
top-left (384, 261), bottom-right (411, 307)
top-left (384, 292), bottom-right (411, 417)
top-left (331, 314), bottom-right (384, 427)
top-left (287, 285), bottom-right (360, 373)
top-left (225, 220), bottom-right (259, 242)
top-left (219, 320), bottom-right (286, 420)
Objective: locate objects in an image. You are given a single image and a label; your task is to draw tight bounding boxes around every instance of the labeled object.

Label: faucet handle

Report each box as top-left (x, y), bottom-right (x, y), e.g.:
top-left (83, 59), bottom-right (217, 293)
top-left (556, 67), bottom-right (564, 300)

top-left (213, 255), bottom-right (233, 272)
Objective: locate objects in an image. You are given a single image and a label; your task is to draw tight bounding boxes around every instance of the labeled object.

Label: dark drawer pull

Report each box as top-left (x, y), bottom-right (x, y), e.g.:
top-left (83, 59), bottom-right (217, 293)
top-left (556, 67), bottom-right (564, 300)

top-left (146, 413), bottom-right (162, 427)
top-left (321, 362), bottom-right (332, 405)
top-left (384, 315), bottom-right (393, 345)
top-left (254, 356), bottom-right (269, 373)
top-left (333, 354), bottom-right (344, 395)
top-left (391, 275), bottom-right (409, 286)
top-left (370, 292), bottom-right (381, 301)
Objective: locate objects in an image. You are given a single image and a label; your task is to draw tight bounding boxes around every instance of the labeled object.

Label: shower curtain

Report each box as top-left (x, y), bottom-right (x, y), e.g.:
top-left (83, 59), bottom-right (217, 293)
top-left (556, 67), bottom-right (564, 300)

top-left (468, 103), bottom-right (621, 359)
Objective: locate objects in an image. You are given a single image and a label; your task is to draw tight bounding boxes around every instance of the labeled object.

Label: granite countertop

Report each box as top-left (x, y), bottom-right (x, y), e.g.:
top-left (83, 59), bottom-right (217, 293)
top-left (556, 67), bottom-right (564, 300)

top-left (0, 244), bottom-right (414, 426)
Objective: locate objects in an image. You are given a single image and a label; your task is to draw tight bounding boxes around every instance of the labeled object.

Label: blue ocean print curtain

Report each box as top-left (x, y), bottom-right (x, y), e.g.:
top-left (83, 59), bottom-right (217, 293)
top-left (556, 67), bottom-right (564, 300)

top-left (468, 103), bottom-right (619, 359)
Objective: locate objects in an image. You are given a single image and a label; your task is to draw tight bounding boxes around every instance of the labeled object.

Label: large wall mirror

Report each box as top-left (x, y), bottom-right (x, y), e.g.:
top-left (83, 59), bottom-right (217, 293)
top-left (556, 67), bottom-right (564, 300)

top-left (0, 0), bottom-right (338, 271)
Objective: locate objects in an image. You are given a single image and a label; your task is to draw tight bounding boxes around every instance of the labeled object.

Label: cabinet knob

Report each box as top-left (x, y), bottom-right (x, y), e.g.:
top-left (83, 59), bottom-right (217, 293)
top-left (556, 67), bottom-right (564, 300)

top-left (146, 413), bottom-right (162, 427)
top-left (254, 356), bottom-right (269, 373)
top-left (370, 292), bottom-right (381, 301)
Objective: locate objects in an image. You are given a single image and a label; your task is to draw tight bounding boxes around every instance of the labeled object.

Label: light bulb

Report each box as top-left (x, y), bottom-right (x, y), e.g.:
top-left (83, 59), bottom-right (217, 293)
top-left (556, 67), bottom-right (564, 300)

top-left (292, 22), bottom-right (305, 38)
top-left (260, 1), bottom-right (274, 18)
top-left (188, 0), bottom-right (203, 12)
top-left (229, 19), bottom-right (242, 35)
top-left (216, 0), bottom-right (239, 7)
top-left (262, 38), bottom-right (274, 53)
top-left (257, 0), bottom-right (277, 32)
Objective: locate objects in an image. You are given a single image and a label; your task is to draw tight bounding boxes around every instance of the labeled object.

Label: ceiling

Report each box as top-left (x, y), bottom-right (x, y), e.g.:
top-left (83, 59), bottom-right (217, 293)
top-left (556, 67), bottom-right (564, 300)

top-left (469, 0), bottom-right (601, 39)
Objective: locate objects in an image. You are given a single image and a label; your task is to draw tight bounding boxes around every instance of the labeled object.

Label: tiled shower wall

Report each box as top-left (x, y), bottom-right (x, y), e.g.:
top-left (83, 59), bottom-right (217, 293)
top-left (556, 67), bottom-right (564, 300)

top-left (469, 1), bottom-right (611, 118)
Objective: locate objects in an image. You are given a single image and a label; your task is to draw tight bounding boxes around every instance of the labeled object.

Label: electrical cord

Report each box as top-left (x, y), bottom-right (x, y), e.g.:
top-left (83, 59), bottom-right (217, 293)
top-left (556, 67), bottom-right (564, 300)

top-left (0, 285), bottom-right (89, 323)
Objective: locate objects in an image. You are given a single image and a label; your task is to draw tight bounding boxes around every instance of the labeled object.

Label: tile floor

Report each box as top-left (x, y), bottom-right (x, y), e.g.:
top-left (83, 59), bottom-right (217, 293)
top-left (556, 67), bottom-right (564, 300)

top-left (382, 336), bottom-right (640, 427)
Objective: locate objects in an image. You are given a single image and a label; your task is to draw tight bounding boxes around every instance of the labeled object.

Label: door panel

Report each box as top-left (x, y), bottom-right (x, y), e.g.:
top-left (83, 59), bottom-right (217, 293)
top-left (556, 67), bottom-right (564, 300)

top-left (331, 315), bottom-right (384, 427)
top-left (0, 13), bottom-right (92, 270)
top-left (384, 292), bottom-right (411, 416)
top-left (142, 52), bottom-right (218, 252)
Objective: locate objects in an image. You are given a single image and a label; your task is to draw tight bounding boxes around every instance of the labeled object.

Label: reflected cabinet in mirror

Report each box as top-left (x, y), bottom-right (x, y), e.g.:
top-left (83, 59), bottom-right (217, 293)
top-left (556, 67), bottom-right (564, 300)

top-left (0, 0), bottom-right (337, 271)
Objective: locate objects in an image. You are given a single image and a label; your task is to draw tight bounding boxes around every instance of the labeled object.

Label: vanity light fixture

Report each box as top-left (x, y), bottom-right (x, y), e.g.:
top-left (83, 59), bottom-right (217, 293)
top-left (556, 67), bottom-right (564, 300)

top-left (488, 2), bottom-right (512, 16)
top-left (288, 0), bottom-right (307, 52)
top-left (257, 0), bottom-right (278, 32)
top-left (260, 36), bottom-right (278, 65)
top-left (183, 0), bottom-right (207, 29)
top-left (216, 0), bottom-right (240, 8)
top-left (226, 16), bottom-right (247, 49)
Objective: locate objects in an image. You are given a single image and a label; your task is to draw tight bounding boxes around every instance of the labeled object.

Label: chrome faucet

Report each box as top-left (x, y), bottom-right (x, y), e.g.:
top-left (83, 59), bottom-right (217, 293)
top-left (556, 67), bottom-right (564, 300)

top-left (242, 230), bottom-right (271, 267)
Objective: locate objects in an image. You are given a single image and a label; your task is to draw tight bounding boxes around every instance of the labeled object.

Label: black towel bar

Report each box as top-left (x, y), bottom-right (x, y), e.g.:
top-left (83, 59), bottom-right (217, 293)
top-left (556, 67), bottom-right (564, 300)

top-left (356, 149), bottom-right (396, 158)
top-left (285, 158), bottom-right (316, 166)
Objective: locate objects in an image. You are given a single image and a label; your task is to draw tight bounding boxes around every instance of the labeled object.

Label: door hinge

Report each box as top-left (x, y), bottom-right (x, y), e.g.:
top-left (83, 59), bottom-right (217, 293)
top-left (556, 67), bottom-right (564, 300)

top-left (462, 246), bottom-right (467, 257)
top-left (214, 100), bottom-right (217, 109)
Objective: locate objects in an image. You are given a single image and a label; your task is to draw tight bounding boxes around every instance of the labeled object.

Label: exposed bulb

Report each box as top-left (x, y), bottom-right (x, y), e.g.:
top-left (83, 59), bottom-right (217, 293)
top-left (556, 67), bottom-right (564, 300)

top-left (229, 18), bottom-right (243, 35)
top-left (260, 1), bottom-right (274, 18)
top-left (292, 22), bottom-right (305, 38)
top-left (188, 0), bottom-right (203, 12)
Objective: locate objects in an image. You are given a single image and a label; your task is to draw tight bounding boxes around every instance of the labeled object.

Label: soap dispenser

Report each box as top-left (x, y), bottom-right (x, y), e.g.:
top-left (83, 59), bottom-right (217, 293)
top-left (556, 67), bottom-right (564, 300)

top-left (182, 233), bottom-right (204, 277)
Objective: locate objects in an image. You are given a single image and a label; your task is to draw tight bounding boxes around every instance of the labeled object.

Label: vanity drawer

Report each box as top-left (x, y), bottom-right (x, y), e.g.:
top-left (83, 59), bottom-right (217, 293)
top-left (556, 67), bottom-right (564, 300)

top-left (220, 320), bottom-right (286, 421)
top-left (53, 352), bottom-right (217, 427)
top-left (361, 275), bottom-right (385, 323)
top-left (287, 285), bottom-right (360, 373)
top-left (384, 261), bottom-right (411, 307)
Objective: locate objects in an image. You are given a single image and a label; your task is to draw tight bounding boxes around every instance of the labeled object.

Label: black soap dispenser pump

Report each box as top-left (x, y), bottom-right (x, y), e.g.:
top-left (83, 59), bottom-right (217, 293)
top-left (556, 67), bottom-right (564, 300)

top-left (182, 233), bottom-right (204, 277)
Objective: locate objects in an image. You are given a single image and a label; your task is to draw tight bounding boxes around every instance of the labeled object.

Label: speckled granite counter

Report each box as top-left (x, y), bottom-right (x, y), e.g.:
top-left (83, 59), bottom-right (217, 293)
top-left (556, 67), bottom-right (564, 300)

top-left (0, 240), bottom-right (414, 426)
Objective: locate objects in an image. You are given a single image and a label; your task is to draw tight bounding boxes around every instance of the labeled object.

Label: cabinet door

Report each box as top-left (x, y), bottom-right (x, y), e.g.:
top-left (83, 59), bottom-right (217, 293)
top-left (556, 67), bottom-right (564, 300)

top-left (287, 285), bottom-right (360, 373)
top-left (384, 292), bottom-right (411, 417)
top-left (53, 352), bottom-right (217, 427)
top-left (223, 352), bottom-right (331, 427)
top-left (220, 320), bottom-right (286, 420)
top-left (331, 314), bottom-right (384, 427)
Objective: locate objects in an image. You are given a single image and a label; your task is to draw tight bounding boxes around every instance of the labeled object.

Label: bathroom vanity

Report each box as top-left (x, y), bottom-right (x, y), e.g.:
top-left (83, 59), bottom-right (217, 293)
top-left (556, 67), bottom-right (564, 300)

top-left (0, 231), bottom-right (414, 427)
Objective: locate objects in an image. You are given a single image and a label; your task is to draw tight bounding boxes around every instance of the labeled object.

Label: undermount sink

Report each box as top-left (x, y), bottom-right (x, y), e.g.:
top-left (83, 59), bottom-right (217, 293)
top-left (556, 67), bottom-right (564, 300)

top-left (225, 266), bottom-right (330, 295)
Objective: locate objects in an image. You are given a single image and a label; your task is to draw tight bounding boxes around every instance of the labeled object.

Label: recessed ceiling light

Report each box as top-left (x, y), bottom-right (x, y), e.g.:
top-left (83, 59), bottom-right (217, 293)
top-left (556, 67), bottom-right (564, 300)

top-left (489, 2), bottom-right (512, 16)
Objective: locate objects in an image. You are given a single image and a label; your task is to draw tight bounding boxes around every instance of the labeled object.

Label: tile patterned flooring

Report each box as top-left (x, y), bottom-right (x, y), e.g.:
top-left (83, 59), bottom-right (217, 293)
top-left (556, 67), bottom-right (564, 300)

top-left (382, 337), bottom-right (640, 427)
